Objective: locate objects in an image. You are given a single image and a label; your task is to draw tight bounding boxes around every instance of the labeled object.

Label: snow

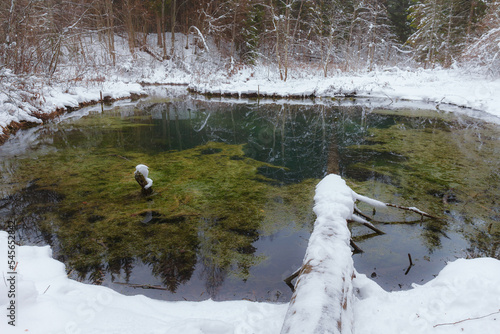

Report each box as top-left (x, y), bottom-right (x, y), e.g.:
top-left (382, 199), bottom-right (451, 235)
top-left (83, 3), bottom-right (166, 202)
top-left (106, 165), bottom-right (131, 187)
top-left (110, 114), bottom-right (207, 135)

top-left (1, 33), bottom-right (500, 333)
top-left (281, 175), bottom-right (355, 334)
top-left (135, 164), bottom-right (153, 189)
top-left (408, 206), bottom-right (428, 216)
top-left (188, 67), bottom-right (500, 122)
top-left (0, 72), bottom-right (145, 129)
top-left (352, 192), bottom-right (387, 209)
top-left (2, 54), bottom-right (500, 134)
top-left (1, 175), bottom-right (499, 334)
top-left (0, 231), bottom-right (288, 334)
top-left (353, 258), bottom-right (500, 334)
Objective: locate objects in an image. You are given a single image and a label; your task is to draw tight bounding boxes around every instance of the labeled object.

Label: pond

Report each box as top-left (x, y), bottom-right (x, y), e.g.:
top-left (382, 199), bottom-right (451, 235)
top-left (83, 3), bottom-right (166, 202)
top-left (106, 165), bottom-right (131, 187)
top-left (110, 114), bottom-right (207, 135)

top-left (0, 89), bottom-right (499, 302)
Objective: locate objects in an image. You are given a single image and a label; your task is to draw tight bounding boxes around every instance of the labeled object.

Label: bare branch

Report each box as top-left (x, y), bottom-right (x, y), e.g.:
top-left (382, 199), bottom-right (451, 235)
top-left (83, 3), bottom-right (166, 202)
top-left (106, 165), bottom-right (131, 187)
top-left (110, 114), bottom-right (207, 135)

top-left (434, 310), bottom-right (500, 328)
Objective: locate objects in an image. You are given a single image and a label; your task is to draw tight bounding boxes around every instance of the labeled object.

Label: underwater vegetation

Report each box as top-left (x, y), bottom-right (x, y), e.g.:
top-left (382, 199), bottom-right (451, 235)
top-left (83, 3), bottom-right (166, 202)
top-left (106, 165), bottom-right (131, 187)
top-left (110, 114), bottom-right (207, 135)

top-left (346, 110), bottom-right (500, 256)
top-left (1, 100), bottom-right (499, 298)
top-left (1, 133), bottom-right (316, 293)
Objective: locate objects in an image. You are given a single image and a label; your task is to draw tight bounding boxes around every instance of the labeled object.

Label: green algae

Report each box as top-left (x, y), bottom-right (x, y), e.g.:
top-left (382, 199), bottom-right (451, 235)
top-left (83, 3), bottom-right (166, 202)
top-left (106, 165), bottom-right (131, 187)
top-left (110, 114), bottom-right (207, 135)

top-left (2, 100), bottom-right (499, 298)
top-left (3, 139), bottom-right (317, 287)
top-left (345, 114), bottom-right (500, 254)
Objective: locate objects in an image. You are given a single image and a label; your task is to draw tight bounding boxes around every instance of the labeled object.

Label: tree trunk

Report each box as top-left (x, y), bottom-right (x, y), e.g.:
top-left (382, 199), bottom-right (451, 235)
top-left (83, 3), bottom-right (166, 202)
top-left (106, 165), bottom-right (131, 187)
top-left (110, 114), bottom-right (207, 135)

top-left (170, 0), bottom-right (176, 57)
top-left (124, 0), bottom-right (136, 56)
top-left (135, 172), bottom-right (153, 196)
top-left (162, 0), bottom-right (167, 58)
top-left (230, 1), bottom-right (238, 58)
top-left (156, 14), bottom-right (163, 48)
top-left (105, 0), bottom-right (115, 65)
top-left (283, 0), bottom-right (291, 81)
top-left (269, 0), bottom-right (283, 80)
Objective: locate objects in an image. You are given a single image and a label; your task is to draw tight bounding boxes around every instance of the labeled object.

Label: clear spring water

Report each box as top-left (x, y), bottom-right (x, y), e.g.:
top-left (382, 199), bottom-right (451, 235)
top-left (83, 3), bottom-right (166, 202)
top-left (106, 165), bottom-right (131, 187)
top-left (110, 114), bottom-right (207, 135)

top-left (1, 92), bottom-right (498, 302)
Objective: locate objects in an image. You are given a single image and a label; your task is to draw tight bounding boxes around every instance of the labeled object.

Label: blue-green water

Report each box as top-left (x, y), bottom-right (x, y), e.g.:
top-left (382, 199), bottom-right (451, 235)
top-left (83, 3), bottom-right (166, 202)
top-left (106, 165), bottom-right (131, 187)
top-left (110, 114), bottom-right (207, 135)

top-left (0, 92), bottom-right (498, 301)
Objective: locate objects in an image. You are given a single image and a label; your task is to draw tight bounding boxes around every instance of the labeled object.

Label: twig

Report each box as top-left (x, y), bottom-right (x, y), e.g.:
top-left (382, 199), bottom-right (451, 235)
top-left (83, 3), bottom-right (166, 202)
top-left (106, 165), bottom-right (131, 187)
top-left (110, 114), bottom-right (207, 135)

top-left (349, 215), bottom-right (385, 234)
top-left (43, 285), bottom-right (51, 294)
top-left (113, 282), bottom-right (170, 291)
top-left (433, 310), bottom-right (500, 327)
top-left (284, 268), bottom-right (301, 292)
top-left (405, 253), bottom-right (414, 275)
top-left (352, 217), bottom-right (431, 225)
top-left (385, 203), bottom-right (442, 220)
top-left (354, 207), bottom-right (373, 221)
top-left (381, 220), bottom-right (429, 225)
top-left (352, 232), bottom-right (380, 242)
top-left (350, 239), bottom-right (364, 253)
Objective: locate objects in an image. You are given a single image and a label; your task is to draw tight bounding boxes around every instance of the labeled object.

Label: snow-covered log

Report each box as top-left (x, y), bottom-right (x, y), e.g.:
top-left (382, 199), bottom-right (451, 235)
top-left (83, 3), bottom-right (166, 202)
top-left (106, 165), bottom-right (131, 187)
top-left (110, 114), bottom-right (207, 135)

top-left (280, 173), bottom-right (439, 333)
top-left (280, 174), bottom-right (356, 334)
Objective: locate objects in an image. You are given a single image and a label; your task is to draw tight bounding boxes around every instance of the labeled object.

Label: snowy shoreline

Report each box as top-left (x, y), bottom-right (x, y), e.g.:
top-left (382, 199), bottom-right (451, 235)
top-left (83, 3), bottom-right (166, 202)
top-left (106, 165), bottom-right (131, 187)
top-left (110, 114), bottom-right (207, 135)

top-left (2, 66), bottom-right (500, 146)
top-left (188, 67), bottom-right (500, 121)
top-left (2, 181), bottom-right (500, 333)
top-left (0, 76), bottom-right (147, 145)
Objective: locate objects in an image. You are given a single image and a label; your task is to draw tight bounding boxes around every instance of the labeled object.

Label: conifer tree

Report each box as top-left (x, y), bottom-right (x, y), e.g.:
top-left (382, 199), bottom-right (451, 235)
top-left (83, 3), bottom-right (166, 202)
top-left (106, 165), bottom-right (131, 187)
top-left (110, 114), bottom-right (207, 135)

top-left (387, 0), bottom-right (413, 43)
top-left (408, 0), bottom-right (447, 66)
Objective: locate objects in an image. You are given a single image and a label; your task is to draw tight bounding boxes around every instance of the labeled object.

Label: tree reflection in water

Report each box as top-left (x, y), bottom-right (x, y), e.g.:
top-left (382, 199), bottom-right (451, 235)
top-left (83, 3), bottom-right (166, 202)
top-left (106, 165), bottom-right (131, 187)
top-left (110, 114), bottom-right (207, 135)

top-left (0, 98), bottom-right (498, 298)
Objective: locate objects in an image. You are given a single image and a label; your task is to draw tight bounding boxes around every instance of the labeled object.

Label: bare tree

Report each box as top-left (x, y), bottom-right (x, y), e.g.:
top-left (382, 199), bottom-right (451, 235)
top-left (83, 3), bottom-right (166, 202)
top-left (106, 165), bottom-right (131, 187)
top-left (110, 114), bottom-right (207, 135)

top-left (267, 0), bottom-right (305, 81)
top-left (346, 0), bottom-right (394, 71)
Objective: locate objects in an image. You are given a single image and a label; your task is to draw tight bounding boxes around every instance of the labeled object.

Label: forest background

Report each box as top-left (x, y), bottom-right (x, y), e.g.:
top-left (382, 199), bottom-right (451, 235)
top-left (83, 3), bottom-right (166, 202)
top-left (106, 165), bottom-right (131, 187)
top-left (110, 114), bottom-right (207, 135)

top-left (1, 0), bottom-right (499, 79)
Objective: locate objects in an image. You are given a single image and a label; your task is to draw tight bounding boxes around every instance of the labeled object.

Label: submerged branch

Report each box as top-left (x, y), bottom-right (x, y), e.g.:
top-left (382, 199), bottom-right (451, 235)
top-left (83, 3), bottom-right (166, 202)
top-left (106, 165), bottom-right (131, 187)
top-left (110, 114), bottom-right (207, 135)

top-left (404, 253), bottom-right (414, 275)
top-left (350, 239), bottom-right (364, 253)
top-left (114, 282), bottom-right (170, 291)
top-left (349, 214), bottom-right (385, 234)
top-left (382, 219), bottom-right (429, 225)
top-left (284, 268), bottom-right (301, 292)
top-left (354, 207), bottom-right (373, 221)
top-left (352, 232), bottom-right (380, 242)
top-left (385, 203), bottom-right (442, 220)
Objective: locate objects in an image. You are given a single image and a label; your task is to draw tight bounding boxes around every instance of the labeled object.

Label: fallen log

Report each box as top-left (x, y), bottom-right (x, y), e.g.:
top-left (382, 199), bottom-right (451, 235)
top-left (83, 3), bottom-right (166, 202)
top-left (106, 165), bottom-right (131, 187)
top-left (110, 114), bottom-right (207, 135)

top-left (280, 174), bottom-right (437, 333)
top-left (280, 174), bottom-right (356, 334)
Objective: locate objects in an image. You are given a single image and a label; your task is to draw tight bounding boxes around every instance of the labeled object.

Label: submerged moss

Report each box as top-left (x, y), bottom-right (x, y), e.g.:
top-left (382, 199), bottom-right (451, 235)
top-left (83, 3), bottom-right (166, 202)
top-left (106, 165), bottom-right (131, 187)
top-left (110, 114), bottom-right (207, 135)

top-left (346, 117), bottom-right (500, 253)
top-left (2, 101), bottom-right (499, 298)
top-left (3, 140), bottom-right (317, 288)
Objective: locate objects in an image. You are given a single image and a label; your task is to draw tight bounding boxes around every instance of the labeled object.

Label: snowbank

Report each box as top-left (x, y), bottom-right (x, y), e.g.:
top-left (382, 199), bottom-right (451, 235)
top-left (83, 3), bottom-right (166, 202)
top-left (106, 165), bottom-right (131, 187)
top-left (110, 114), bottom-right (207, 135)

top-left (2, 63), bottom-right (500, 142)
top-left (0, 71), bottom-right (145, 130)
top-left (353, 258), bottom-right (500, 334)
top-left (2, 56), bottom-right (500, 146)
top-left (189, 67), bottom-right (500, 121)
top-left (40, 81), bottom-right (145, 113)
top-left (0, 231), bottom-right (288, 334)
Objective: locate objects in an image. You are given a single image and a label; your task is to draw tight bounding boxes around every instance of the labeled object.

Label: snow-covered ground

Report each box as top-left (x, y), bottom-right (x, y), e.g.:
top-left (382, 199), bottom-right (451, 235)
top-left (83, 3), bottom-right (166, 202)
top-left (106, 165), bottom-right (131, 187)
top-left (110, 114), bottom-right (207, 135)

top-left (190, 66), bottom-right (500, 122)
top-left (1, 32), bottom-right (500, 136)
top-left (354, 258), bottom-right (500, 334)
top-left (2, 64), bottom-right (500, 137)
top-left (0, 231), bottom-right (288, 334)
top-left (0, 69), bottom-right (145, 130)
